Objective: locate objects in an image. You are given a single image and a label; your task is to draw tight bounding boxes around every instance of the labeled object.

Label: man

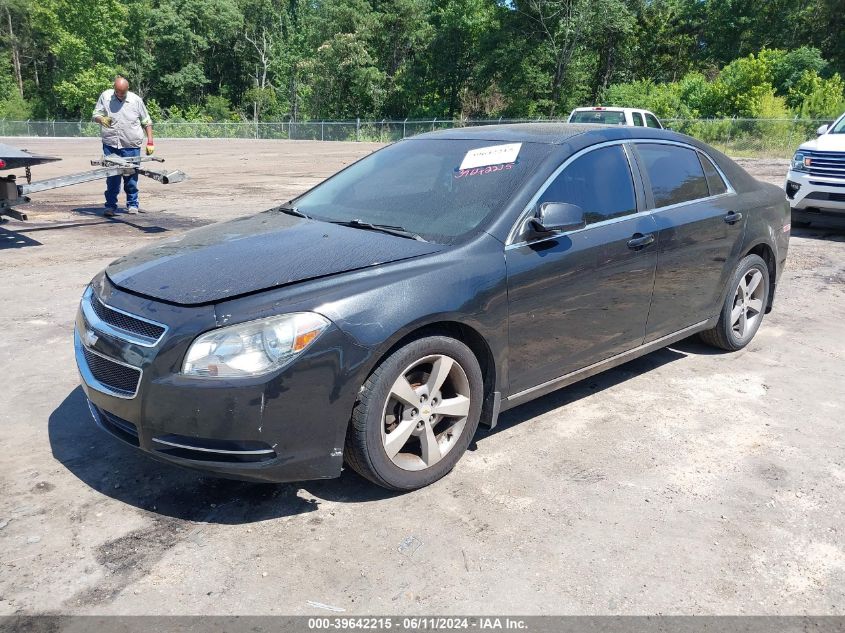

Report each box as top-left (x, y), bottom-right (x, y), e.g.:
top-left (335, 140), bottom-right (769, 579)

top-left (92, 77), bottom-right (155, 217)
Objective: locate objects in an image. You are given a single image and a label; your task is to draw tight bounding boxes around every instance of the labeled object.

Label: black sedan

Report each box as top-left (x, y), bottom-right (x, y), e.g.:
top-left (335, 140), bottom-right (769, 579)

top-left (75, 124), bottom-right (790, 490)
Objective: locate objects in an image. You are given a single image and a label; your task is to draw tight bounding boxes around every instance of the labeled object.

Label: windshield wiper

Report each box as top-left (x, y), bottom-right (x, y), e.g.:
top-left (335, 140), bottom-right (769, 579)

top-left (270, 203), bottom-right (310, 219)
top-left (330, 219), bottom-right (426, 242)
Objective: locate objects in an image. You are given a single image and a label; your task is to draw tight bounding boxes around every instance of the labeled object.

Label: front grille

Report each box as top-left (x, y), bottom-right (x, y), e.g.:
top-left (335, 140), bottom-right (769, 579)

top-left (806, 191), bottom-right (845, 203)
top-left (89, 294), bottom-right (165, 341)
top-left (810, 180), bottom-right (845, 188)
top-left (81, 346), bottom-right (141, 397)
top-left (806, 151), bottom-right (845, 179)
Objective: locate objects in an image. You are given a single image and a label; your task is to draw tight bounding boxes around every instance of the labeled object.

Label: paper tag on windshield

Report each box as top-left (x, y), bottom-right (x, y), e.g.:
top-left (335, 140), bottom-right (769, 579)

top-left (459, 143), bottom-right (521, 171)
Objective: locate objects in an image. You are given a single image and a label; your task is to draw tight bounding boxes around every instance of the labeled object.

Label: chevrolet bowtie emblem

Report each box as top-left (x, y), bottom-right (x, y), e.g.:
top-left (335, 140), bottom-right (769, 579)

top-left (84, 329), bottom-right (99, 347)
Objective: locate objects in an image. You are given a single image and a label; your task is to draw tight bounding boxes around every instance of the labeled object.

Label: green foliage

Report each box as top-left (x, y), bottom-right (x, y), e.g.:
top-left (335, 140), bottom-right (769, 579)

top-left (144, 99), bottom-right (163, 122)
top-left (203, 95), bottom-right (237, 121)
top-left (308, 32), bottom-right (386, 119)
top-left (603, 48), bottom-right (842, 121)
top-left (0, 91), bottom-right (31, 118)
top-left (790, 71), bottom-right (845, 118)
top-left (603, 80), bottom-right (686, 119)
top-left (768, 47), bottom-right (827, 95)
top-left (709, 53), bottom-right (775, 117)
top-left (1, 0), bottom-right (844, 121)
top-left (27, 0), bottom-right (126, 116)
top-left (54, 63), bottom-right (120, 117)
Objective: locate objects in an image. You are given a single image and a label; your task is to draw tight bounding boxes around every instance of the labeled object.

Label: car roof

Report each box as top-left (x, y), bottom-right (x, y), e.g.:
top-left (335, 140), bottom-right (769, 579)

top-left (410, 122), bottom-right (682, 146)
top-left (408, 122), bottom-right (760, 194)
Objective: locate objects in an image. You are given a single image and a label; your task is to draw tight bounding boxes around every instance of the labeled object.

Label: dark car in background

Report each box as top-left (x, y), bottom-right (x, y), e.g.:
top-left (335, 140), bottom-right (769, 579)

top-left (75, 124), bottom-right (790, 490)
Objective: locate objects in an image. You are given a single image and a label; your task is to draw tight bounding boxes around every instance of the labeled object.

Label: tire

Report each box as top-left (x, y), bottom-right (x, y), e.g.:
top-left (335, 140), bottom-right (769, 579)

top-left (344, 335), bottom-right (484, 491)
top-left (700, 254), bottom-right (770, 351)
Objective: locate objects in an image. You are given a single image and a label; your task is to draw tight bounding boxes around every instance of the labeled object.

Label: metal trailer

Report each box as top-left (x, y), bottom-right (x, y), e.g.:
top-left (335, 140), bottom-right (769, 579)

top-left (0, 143), bottom-right (186, 221)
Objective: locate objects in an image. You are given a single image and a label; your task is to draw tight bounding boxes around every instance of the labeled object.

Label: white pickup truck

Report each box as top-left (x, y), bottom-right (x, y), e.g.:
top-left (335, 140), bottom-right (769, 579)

top-left (568, 106), bottom-right (663, 128)
top-left (785, 112), bottom-right (845, 225)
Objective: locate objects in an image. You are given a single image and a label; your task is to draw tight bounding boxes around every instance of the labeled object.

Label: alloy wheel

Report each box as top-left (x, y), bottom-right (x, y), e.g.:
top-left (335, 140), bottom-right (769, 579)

top-left (731, 268), bottom-right (765, 339)
top-left (380, 354), bottom-right (472, 471)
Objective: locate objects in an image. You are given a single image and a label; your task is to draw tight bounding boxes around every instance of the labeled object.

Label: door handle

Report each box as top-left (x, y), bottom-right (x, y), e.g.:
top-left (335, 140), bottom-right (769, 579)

top-left (723, 211), bottom-right (743, 224)
top-left (627, 233), bottom-right (655, 249)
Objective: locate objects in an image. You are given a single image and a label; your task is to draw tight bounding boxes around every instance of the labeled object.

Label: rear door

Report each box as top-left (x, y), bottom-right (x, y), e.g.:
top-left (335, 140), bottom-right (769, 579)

top-left (633, 142), bottom-right (746, 341)
top-left (505, 143), bottom-right (658, 394)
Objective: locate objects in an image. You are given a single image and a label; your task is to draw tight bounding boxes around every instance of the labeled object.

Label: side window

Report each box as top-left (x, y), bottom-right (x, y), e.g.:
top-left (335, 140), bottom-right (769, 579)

top-left (538, 145), bottom-right (637, 225)
top-left (637, 143), bottom-right (710, 208)
top-left (698, 152), bottom-right (728, 196)
top-left (632, 112), bottom-right (645, 126)
top-left (645, 114), bottom-right (662, 129)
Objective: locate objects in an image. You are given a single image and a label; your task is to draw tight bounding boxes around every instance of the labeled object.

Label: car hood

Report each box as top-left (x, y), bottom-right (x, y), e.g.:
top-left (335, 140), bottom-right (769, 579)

top-left (106, 210), bottom-right (444, 305)
top-left (799, 134), bottom-right (845, 152)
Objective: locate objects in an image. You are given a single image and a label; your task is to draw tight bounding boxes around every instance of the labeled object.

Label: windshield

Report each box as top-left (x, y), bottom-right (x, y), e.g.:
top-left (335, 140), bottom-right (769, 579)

top-left (570, 110), bottom-right (626, 125)
top-left (831, 114), bottom-right (845, 133)
top-left (292, 138), bottom-right (552, 244)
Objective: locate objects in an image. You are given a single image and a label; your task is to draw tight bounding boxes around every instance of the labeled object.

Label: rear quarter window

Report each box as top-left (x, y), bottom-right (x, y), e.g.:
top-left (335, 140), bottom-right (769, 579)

top-left (637, 143), bottom-right (710, 208)
top-left (698, 152), bottom-right (729, 196)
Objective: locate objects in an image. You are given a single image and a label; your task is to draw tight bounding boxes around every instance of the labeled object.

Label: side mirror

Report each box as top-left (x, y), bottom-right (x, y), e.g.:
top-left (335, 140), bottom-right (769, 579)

top-left (529, 202), bottom-right (586, 235)
top-left (817, 124), bottom-right (829, 135)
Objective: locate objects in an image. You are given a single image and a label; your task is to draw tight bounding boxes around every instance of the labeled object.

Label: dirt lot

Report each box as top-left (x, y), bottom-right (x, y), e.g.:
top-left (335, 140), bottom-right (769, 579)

top-left (1, 138), bottom-right (844, 616)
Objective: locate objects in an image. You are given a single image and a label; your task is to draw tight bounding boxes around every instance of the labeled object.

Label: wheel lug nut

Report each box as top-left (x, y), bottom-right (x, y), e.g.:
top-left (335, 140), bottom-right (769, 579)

top-left (429, 415), bottom-right (435, 423)
top-left (411, 409), bottom-right (418, 417)
top-left (420, 395), bottom-right (427, 403)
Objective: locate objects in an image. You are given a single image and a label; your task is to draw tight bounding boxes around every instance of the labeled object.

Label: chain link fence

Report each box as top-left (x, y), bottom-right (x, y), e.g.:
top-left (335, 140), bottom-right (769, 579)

top-left (0, 117), bottom-right (834, 158)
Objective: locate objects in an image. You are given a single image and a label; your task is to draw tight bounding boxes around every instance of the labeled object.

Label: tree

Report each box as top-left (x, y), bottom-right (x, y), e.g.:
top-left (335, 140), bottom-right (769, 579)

top-left (587, 0), bottom-right (636, 102)
top-left (306, 0), bottom-right (386, 119)
top-left (0, 0), bottom-right (26, 96)
top-left (405, 0), bottom-right (497, 118)
top-left (789, 71), bottom-right (845, 118)
top-left (148, 0), bottom-right (243, 106)
top-left (30, 0), bottom-right (127, 116)
top-left (512, 0), bottom-right (592, 116)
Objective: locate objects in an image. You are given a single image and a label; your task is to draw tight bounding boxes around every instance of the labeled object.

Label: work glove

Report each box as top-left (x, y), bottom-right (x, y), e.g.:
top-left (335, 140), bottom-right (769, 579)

top-left (99, 116), bottom-right (113, 128)
top-left (145, 143), bottom-right (155, 156)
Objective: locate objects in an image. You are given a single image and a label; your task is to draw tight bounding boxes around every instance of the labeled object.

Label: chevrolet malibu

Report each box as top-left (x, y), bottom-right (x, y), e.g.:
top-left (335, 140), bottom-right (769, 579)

top-left (75, 124), bottom-right (790, 490)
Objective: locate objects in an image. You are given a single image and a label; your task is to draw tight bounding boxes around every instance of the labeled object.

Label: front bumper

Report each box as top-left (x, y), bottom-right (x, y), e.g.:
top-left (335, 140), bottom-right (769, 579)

top-left (74, 277), bottom-right (369, 483)
top-left (785, 169), bottom-right (845, 213)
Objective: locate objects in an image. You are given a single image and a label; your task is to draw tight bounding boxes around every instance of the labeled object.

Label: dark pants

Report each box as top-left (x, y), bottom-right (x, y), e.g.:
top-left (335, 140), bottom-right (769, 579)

top-left (103, 145), bottom-right (140, 209)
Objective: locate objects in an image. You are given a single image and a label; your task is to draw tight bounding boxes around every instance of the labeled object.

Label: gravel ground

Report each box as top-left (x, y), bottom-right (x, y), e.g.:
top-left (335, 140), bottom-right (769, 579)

top-left (0, 138), bottom-right (843, 616)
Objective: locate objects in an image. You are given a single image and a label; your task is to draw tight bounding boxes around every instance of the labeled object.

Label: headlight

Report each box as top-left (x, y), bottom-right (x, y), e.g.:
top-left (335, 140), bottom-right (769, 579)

top-left (182, 312), bottom-right (330, 378)
top-left (791, 152), bottom-right (810, 171)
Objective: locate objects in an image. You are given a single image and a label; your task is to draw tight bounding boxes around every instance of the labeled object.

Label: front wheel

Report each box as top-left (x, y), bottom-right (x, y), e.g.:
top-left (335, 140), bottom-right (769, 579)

top-left (344, 335), bottom-right (483, 490)
top-left (700, 254), bottom-right (770, 351)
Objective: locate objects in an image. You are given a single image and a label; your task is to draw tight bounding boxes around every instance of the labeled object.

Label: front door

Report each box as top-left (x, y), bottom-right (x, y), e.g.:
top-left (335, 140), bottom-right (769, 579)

top-left (505, 144), bottom-right (658, 395)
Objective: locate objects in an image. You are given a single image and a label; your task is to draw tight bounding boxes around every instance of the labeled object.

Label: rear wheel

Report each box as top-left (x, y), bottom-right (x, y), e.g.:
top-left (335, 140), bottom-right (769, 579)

top-left (700, 254), bottom-right (770, 351)
top-left (344, 336), bottom-right (483, 490)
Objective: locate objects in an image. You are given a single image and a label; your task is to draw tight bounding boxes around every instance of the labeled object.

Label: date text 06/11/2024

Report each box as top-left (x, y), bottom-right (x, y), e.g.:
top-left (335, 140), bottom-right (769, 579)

top-left (307, 617), bottom-right (529, 630)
